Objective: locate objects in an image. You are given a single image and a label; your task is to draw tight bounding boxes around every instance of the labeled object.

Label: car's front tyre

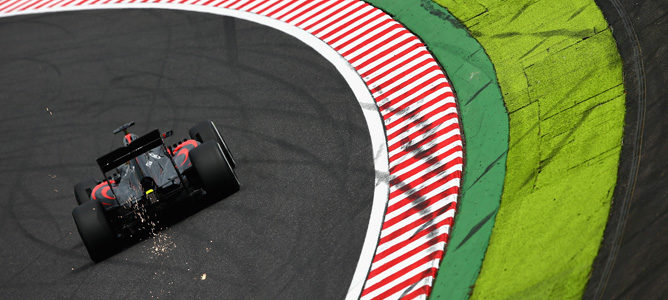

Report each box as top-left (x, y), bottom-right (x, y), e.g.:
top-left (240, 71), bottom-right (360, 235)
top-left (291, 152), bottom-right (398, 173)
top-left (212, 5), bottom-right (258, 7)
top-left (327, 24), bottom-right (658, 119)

top-left (74, 178), bottom-right (98, 205)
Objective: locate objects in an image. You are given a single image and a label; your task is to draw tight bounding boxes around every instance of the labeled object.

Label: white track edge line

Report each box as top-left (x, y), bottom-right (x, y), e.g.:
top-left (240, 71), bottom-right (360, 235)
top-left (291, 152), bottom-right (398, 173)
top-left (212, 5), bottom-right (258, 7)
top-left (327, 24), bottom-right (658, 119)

top-left (0, 3), bottom-right (389, 300)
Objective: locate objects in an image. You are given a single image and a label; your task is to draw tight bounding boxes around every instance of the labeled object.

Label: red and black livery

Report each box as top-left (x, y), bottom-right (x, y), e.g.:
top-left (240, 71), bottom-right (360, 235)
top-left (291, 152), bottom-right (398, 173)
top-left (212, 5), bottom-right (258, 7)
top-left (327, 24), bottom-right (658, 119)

top-left (72, 121), bottom-right (239, 262)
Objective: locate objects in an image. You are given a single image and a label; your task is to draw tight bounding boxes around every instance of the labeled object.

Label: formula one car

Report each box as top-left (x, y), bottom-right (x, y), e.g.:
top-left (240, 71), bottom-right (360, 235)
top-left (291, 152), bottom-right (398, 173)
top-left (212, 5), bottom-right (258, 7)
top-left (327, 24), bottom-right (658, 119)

top-left (72, 121), bottom-right (239, 262)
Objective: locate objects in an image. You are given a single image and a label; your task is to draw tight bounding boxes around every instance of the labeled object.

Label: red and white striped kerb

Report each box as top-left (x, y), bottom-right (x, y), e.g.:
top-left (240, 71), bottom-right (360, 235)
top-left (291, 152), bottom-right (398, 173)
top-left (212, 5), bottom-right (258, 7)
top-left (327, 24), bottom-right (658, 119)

top-left (0, 0), bottom-right (463, 299)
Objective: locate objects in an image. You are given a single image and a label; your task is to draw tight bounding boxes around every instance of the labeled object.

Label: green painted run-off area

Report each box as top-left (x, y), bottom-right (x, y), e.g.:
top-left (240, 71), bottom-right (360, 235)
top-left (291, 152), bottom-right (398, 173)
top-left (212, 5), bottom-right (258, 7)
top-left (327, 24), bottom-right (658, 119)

top-left (365, 0), bottom-right (508, 299)
top-left (434, 0), bottom-right (626, 299)
top-left (365, 0), bottom-right (626, 298)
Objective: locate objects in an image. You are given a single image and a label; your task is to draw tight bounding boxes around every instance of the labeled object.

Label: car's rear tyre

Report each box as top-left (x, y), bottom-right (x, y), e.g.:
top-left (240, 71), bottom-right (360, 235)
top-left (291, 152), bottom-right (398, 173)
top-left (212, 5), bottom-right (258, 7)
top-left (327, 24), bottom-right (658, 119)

top-left (72, 200), bottom-right (117, 262)
top-left (189, 120), bottom-right (236, 169)
top-left (74, 178), bottom-right (98, 205)
top-left (189, 141), bottom-right (240, 199)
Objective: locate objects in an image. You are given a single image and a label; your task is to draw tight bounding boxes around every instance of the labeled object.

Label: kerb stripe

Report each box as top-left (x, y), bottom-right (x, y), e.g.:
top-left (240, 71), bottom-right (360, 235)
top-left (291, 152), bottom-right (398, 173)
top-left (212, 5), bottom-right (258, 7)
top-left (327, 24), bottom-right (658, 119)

top-left (0, 1), bottom-right (464, 299)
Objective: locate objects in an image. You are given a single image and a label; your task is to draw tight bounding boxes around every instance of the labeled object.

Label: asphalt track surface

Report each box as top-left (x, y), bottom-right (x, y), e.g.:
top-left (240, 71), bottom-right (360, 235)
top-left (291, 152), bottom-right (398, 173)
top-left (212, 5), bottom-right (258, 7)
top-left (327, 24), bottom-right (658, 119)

top-left (0, 9), bottom-right (374, 298)
top-left (586, 0), bottom-right (667, 299)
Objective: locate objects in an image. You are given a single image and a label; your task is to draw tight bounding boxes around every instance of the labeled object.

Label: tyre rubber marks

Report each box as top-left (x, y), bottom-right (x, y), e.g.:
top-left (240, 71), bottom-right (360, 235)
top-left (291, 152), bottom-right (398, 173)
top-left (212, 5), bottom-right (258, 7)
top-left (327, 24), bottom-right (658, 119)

top-left (0, 1), bottom-right (463, 299)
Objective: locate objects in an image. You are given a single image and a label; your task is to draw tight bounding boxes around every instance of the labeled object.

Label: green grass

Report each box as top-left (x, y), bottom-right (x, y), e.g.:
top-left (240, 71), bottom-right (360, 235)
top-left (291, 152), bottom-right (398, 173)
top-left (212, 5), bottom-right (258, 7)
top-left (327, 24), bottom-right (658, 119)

top-left (433, 0), bottom-right (626, 298)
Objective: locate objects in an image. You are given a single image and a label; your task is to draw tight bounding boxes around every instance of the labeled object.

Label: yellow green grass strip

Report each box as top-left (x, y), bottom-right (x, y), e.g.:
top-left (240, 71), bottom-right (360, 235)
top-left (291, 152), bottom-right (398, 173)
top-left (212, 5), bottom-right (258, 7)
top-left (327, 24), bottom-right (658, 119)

top-left (434, 0), bottom-right (626, 298)
top-left (364, 0), bottom-right (508, 298)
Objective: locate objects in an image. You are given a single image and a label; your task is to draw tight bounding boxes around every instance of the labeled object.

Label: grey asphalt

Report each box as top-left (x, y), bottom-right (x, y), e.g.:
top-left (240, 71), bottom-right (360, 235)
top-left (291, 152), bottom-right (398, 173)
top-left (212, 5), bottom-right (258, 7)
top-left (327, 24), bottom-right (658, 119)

top-left (0, 9), bottom-right (374, 299)
top-left (586, 0), bottom-right (668, 299)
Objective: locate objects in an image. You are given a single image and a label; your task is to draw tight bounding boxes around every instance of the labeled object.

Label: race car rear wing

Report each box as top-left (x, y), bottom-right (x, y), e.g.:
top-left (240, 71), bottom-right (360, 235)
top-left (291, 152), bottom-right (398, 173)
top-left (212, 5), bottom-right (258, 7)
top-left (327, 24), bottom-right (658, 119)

top-left (97, 129), bottom-right (164, 173)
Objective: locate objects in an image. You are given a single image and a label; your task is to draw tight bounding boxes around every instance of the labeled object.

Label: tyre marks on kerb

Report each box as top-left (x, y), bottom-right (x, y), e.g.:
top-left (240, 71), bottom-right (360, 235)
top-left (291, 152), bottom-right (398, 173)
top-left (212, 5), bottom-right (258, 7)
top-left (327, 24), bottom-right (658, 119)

top-left (0, 1), bottom-right (463, 299)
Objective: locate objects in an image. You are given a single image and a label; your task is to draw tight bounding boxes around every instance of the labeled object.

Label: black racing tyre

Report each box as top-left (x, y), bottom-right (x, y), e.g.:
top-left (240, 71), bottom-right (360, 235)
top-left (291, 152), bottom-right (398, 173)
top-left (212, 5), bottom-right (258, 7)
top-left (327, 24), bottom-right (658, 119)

top-left (74, 178), bottom-right (98, 205)
top-left (189, 141), bottom-right (240, 199)
top-left (72, 200), bottom-right (118, 262)
top-left (189, 120), bottom-right (236, 169)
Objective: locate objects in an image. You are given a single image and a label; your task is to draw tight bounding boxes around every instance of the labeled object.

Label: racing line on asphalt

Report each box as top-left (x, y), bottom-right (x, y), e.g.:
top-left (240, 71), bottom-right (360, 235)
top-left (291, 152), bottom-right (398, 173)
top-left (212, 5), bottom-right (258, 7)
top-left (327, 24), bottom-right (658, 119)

top-left (0, 0), bottom-right (465, 299)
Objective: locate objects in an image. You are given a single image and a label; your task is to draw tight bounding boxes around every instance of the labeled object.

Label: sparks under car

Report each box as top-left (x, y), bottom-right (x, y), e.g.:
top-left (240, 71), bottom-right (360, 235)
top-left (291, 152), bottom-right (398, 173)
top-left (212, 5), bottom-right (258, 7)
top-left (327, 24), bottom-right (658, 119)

top-left (72, 121), bottom-right (239, 262)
